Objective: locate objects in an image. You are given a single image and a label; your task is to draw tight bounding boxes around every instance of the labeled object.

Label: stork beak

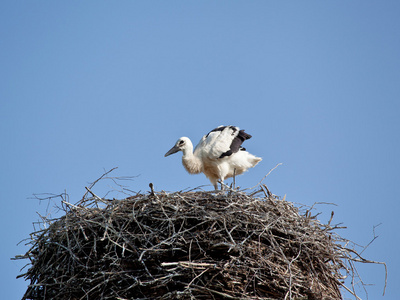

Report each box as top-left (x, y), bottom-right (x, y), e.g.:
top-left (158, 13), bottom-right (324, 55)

top-left (164, 145), bottom-right (180, 157)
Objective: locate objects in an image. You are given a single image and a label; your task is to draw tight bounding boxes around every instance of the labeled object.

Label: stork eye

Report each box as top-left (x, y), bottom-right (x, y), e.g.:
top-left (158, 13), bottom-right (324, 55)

top-left (179, 140), bottom-right (185, 146)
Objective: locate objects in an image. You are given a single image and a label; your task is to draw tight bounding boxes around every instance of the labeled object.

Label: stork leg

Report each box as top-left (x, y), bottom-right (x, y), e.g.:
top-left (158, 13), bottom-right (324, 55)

top-left (211, 178), bottom-right (225, 190)
top-left (218, 178), bottom-right (225, 190)
top-left (210, 178), bottom-right (219, 190)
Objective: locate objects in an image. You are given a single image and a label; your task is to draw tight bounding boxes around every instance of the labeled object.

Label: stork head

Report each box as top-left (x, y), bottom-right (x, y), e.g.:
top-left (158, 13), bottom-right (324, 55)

top-left (165, 137), bottom-right (191, 157)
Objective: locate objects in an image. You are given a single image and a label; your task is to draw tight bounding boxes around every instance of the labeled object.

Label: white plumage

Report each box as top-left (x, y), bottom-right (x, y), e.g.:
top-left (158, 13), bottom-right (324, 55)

top-left (165, 125), bottom-right (262, 189)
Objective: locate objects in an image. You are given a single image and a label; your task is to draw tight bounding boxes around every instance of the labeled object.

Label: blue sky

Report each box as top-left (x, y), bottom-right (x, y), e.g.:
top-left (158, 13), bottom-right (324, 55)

top-left (1, 1), bottom-right (399, 299)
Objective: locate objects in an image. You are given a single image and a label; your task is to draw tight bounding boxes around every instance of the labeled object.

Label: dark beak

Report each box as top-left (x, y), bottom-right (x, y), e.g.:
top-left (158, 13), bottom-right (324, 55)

top-left (164, 145), bottom-right (180, 157)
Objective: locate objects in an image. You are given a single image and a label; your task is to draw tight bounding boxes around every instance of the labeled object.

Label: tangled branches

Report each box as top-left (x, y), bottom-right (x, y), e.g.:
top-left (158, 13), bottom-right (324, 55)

top-left (16, 185), bottom-right (385, 299)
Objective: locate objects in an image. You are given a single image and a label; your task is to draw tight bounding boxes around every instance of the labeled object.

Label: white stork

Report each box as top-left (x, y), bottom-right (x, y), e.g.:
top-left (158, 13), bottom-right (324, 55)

top-left (165, 125), bottom-right (262, 190)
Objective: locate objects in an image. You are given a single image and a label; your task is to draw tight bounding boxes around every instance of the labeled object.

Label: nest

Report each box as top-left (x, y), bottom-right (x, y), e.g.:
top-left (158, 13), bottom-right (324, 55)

top-left (16, 184), bottom-right (384, 300)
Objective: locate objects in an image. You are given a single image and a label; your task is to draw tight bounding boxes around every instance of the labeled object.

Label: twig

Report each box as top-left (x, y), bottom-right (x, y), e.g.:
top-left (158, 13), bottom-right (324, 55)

top-left (246, 162), bottom-right (282, 190)
top-left (80, 167), bottom-right (118, 202)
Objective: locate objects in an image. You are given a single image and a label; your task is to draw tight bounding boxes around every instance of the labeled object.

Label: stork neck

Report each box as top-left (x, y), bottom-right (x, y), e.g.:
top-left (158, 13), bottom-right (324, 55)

top-left (181, 139), bottom-right (202, 174)
top-left (181, 140), bottom-right (194, 157)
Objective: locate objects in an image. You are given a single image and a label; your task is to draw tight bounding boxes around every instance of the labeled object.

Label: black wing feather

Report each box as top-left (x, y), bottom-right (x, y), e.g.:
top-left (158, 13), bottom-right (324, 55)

top-left (219, 129), bottom-right (252, 158)
top-left (206, 125), bottom-right (237, 138)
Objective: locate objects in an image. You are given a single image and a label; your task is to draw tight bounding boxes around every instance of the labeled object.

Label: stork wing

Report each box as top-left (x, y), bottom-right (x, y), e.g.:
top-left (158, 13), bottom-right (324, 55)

top-left (194, 126), bottom-right (252, 159)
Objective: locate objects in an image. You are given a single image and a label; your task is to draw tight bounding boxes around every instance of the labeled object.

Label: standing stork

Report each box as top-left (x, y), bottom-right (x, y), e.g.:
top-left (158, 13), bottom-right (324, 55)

top-left (165, 125), bottom-right (262, 190)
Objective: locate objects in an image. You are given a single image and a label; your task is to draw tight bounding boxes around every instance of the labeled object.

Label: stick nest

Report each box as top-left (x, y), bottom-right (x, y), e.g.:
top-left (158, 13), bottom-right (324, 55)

top-left (16, 186), bottom-right (374, 299)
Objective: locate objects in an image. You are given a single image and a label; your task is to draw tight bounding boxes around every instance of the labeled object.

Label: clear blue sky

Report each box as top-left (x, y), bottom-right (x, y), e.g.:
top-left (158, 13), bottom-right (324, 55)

top-left (1, 1), bottom-right (399, 299)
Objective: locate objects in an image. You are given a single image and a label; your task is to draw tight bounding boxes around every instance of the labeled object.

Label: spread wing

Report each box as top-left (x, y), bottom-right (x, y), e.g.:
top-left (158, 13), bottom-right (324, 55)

top-left (194, 126), bottom-right (252, 159)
